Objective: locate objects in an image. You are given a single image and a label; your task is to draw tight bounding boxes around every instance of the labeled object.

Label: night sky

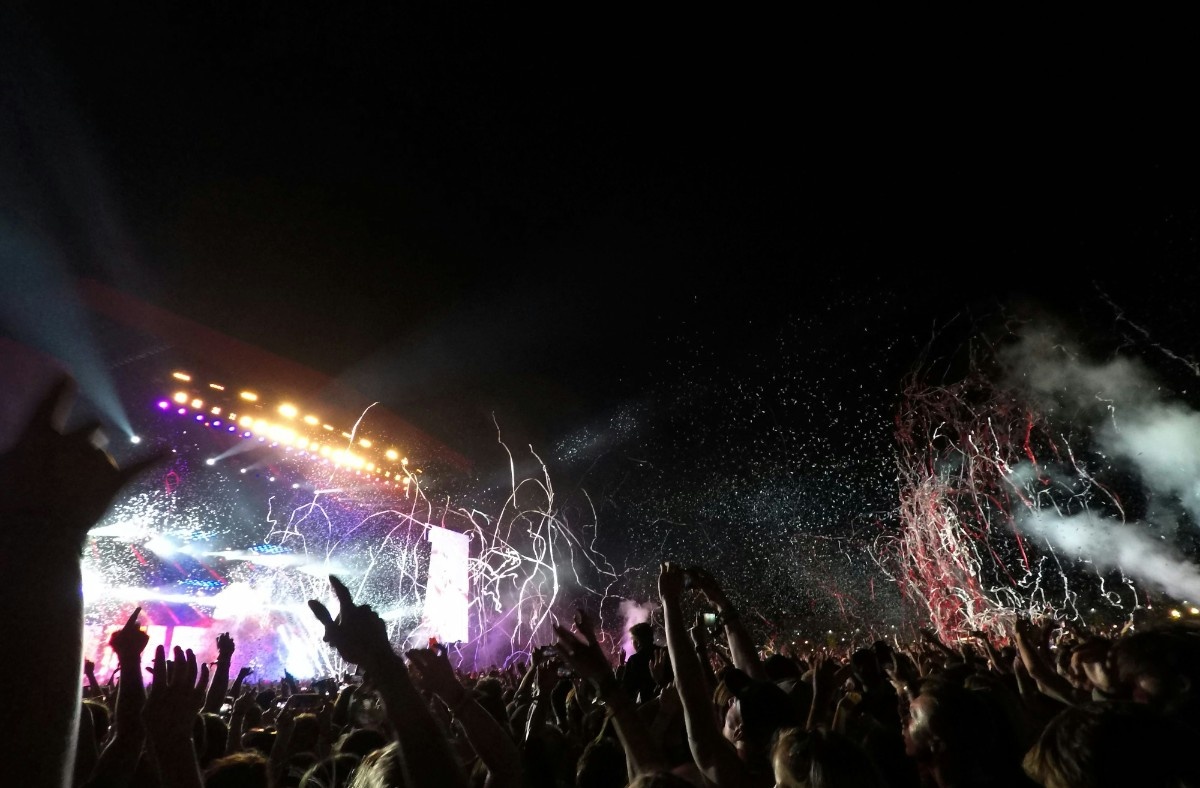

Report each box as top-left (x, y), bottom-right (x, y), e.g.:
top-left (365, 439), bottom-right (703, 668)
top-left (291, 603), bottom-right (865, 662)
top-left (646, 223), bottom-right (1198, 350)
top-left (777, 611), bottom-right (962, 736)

top-left (4, 7), bottom-right (1200, 629)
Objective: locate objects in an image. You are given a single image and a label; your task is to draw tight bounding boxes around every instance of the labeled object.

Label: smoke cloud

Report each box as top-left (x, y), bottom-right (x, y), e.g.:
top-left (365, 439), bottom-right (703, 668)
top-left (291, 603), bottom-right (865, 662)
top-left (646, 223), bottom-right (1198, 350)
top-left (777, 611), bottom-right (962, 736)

top-left (1004, 321), bottom-right (1200, 599)
top-left (1020, 510), bottom-right (1200, 602)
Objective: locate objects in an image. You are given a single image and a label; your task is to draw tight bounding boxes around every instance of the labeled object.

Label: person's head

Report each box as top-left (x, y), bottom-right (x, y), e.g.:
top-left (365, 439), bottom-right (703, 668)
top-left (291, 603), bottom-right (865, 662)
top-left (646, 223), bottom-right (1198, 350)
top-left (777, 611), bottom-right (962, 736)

top-left (764, 653), bottom-right (802, 683)
top-left (903, 677), bottom-right (1028, 784)
top-left (204, 750), bottom-right (270, 788)
top-left (200, 712), bottom-right (229, 766)
top-left (289, 712), bottom-right (321, 756)
top-left (1110, 625), bottom-right (1200, 712)
top-left (630, 622), bottom-right (654, 653)
top-left (242, 727), bottom-right (276, 756)
top-left (722, 669), bottom-right (802, 761)
top-left (772, 726), bottom-right (886, 788)
top-left (576, 737), bottom-right (627, 788)
top-left (300, 754), bottom-right (360, 788)
top-left (1023, 701), bottom-right (1200, 788)
top-left (335, 727), bottom-right (387, 760)
top-left (850, 648), bottom-right (883, 688)
top-left (347, 742), bottom-right (407, 788)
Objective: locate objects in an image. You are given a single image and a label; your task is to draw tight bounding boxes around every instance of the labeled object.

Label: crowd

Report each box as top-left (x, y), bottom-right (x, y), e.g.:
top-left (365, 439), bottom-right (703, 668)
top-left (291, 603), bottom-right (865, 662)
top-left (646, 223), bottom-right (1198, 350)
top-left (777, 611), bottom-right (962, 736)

top-left (4, 378), bottom-right (1200, 787)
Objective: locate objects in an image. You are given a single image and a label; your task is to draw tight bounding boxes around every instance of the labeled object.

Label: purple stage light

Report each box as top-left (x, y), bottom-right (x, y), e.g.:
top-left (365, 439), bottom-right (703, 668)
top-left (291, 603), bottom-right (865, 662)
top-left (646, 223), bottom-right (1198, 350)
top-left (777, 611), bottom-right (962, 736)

top-left (242, 431), bottom-right (251, 438)
top-left (212, 420), bottom-right (222, 426)
top-left (157, 401), bottom-right (170, 410)
top-left (228, 426), bottom-right (237, 432)
top-left (177, 408), bottom-right (187, 415)
top-left (195, 414), bottom-right (205, 421)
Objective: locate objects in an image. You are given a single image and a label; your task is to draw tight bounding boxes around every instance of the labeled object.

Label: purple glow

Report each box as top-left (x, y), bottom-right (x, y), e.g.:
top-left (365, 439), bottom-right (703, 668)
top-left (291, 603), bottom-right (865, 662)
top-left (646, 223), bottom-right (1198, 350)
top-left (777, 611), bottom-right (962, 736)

top-left (228, 426), bottom-right (237, 432)
top-left (242, 431), bottom-right (252, 438)
top-left (157, 401), bottom-right (170, 410)
top-left (213, 420), bottom-right (222, 427)
top-left (195, 414), bottom-right (205, 422)
top-left (177, 408), bottom-right (187, 415)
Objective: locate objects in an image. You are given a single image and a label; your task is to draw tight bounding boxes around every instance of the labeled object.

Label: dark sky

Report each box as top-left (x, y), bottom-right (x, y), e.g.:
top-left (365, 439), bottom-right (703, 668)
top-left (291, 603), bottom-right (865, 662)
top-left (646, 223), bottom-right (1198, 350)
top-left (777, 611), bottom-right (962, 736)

top-left (4, 4), bottom-right (1199, 460)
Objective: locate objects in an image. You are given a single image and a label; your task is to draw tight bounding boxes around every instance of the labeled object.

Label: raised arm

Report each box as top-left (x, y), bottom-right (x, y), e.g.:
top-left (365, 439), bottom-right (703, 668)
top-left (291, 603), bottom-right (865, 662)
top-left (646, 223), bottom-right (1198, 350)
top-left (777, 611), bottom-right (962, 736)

top-left (689, 567), bottom-right (766, 681)
top-left (553, 609), bottom-right (667, 779)
top-left (660, 562), bottom-right (746, 786)
top-left (308, 575), bottom-right (468, 788)
top-left (142, 645), bottom-right (210, 788)
top-left (0, 378), bottom-right (164, 787)
top-left (408, 645), bottom-right (523, 788)
top-left (87, 607), bottom-right (151, 786)
top-left (203, 632), bottom-right (236, 713)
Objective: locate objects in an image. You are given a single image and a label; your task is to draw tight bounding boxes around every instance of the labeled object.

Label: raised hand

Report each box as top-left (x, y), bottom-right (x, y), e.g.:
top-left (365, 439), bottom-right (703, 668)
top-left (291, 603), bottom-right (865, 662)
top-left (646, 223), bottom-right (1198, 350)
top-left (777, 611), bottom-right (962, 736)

top-left (657, 561), bottom-right (686, 602)
top-left (308, 575), bottom-right (395, 671)
top-left (216, 632), bottom-right (235, 660)
top-left (552, 609), bottom-right (615, 687)
top-left (406, 646), bottom-right (468, 706)
top-left (685, 566), bottom-right (730, 608)
top-left (109, 607), bottom-right (149, 659)
top-left (143, 646), bottom-right (210, 742)
top-left (0, 377), bottom-right (166, 541)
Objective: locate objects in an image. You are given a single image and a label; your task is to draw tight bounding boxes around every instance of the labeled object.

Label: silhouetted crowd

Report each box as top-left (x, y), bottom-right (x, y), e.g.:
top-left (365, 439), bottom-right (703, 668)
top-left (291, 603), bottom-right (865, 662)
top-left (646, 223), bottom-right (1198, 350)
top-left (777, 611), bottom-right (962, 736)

top-left (4, 378), bottom-right (1200, 787)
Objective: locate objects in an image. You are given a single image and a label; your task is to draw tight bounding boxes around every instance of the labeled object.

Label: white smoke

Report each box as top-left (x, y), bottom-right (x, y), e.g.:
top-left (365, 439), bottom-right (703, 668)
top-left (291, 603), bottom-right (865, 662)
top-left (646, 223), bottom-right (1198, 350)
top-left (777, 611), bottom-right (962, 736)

top-left (1020, 510), bottom-right (1200, 602)
top-left (1004, 321), bottom-right (1200, 598)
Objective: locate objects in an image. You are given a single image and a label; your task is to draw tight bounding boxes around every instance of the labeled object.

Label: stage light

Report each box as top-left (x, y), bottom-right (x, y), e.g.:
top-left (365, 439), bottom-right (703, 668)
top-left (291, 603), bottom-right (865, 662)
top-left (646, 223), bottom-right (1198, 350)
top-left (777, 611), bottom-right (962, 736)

top-left (292, 483), bottom-right (300, 489)
top-left (303, 415), bottom-right (319, 425)
top-left (296, 437), bottom-right (309, 449)
top-left (309, 443), bottom-right (320, 453)
top-left (242, 431), bottom-right (251, 438)
top-left (359, 438), bottom-right (372, 448)
top-left (227, 426), bottom-right (237, 432)
top-left (206, 459), bottom-right (216, 466)
top-left (319, 446), bottom-right (331, 457)
top-left (323, 424), bottom-right (334, 431)
top-left (401, 457), bottom-right (408, 465)
top-left (269, 477), bottom-right (275, 482)
top-left (172, 372), bottom-right (192, 382)
top-left (253, 419), bottom-right (270, 433)
top-left (209, 383), bottom-right (225, 391)
top-left (212, 420), bottom-right (222, 427)
top-left (177, 408), bottom-right (187, 415)
top-left (240, 468), bottom-right (247, 474)
top-left (211, 406), bottom-right (221, 415)
top-left (195, 414), bottom-right (205, 421)
top-left (191, 399), bottom-right (204, 409)
top-left (130, 435), bottom-right (142, 444)
top-left (278, 403), bottom-right (298, 419)
top-left (173, 392), bottom-right (188, 404)
top-left (341, 432), bottom-right (352, 439)
top-left (366, 462), bottom-right (375, 471)
top-left (157, 401), bottom-right (170, 410)
top-left (240, 391), bottom-right (258, 401)
top-left (386, 449), bottom-right (399, 460)
top-left (239, 415), bottom-right (253, 427)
